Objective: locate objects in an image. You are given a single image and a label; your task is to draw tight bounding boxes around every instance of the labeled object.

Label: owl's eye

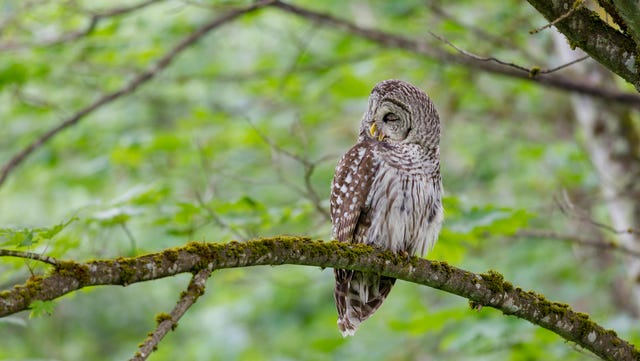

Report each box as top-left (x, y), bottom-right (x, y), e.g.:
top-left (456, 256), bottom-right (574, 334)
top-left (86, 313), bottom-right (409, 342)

top-left (382, 113), bottom-right (399, 123)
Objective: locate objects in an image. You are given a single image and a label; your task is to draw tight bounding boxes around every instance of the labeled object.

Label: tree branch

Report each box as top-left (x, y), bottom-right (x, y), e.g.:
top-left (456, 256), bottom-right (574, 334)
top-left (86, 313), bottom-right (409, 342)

top-left (525, 0), bottom-right (640, 90)
top-left (1, 237), bottom-right (637, 361)
top-left (0, 0), bottom-right (275, 189)
top-left (0, 0), bottom-right (166, 51)
top-left (610, 0), bottom-right (640, 49)
top-left (0, 249), bottom-right (59, 266)
top-left (269, 0), bottom-right (640, 107)
top-left (515, 229), bottom-right (640, 258)
top-left (131, 266), bottom-right (214, 361)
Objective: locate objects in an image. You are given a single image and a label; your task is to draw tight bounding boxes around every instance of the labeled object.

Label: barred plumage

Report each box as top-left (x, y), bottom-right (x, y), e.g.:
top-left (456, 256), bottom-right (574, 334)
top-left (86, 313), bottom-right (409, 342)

top-left (330, 79), bottom-right (443, 336)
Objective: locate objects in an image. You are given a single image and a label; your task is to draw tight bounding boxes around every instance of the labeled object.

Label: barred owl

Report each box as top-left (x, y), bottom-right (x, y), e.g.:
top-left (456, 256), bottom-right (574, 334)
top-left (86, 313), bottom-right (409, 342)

top-left (330, 79), bottom-right (443, 336)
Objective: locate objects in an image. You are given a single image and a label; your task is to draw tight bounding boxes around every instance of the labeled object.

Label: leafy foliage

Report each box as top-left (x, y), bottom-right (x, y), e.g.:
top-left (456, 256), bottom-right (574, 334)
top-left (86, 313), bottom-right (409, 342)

top-left (0, 218), bottom-right (77, 248)
top-left (0, 0), bottom-right (638, 360)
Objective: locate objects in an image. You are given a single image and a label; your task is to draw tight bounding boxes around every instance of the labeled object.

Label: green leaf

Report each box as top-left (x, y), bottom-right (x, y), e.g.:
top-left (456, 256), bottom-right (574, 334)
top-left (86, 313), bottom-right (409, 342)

top-left (0, 218), bottom-right (77, 248)
top-left (39, 217), bottom-right (78, 240)
top-left (29, 300), bottom-right (56, 318)
top-left (0, 61), bottom-right (29, 90)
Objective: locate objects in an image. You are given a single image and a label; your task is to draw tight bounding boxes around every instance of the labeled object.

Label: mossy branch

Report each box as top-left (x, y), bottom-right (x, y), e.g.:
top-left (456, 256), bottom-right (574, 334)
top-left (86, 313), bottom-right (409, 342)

top-left (1, 237), bottom-right (638, 361)
top-left (610, 0), bottom-right (640, 48)
top-left (526, 0), bottom-right (640, 90)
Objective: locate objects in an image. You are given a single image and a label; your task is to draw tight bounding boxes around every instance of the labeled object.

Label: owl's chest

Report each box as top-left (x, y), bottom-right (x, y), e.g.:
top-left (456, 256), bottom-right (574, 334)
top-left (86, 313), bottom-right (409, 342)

top-left (366, 164), bottom-right (432, 218)
top-left (364, 157), bottom-right (441, 253)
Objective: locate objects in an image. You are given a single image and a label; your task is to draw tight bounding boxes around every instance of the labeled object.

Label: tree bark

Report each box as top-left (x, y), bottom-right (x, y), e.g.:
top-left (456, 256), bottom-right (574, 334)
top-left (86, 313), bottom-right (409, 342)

top-left (526, 0), bottom-right (640, 90)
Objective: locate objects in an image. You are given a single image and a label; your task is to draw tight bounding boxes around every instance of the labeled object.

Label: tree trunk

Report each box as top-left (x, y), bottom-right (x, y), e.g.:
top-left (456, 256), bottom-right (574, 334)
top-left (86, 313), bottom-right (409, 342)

top-left (553, 31), bottom-right (640, 315)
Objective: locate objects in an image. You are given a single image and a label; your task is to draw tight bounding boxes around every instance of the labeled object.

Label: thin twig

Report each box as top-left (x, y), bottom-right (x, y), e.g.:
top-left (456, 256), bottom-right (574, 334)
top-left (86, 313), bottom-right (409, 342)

top-left (130, 266), bottom-right (213, 361)
top-left (425, 1), bottom-right (546, 64)
top-left (429, 31), bottom-right (589, 77)
top-left (529, 0), bottom-right (585, 34)
top-left (248, 122), bottom-right (332, 221)
top-left (0, 0), bottom-right (166, 51)
top-left (554, 192), bottom-right (637, 235)
top-left (119, 223), bottom-right (138, 254)
top-left (0, 0), bottom-right (274, 188)
top-left (269, 0), bottom-right (640, 108)
top-left (428, 31), bottom-right (530, 72)
top-left (0, 249), bottom-right (58, 266)
top-left (89, 0), bottom-right (165, 18)
top-left (515, 229), bottom-right (640, 258)
top-left (544, 55), bottom-right (590, 73)
top-left (194, 190), bottom-right (248, 240)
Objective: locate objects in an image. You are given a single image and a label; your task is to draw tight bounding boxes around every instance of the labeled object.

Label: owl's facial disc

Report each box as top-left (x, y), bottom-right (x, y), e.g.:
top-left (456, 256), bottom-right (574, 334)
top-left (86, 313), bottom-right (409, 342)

top-left (372, 101), bottom-right (411, 143)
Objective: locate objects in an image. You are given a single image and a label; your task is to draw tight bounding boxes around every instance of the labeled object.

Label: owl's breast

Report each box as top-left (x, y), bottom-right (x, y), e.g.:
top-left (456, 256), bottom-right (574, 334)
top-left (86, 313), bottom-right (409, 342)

top-left (365, 153), bottom-right (443, 256)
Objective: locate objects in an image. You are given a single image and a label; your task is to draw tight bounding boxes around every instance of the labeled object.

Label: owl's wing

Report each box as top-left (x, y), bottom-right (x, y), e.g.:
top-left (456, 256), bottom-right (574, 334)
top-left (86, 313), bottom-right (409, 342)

top-left (331, 140), bottom-right (381, 336)
top-left (330, 140), bottom-right (377, 243)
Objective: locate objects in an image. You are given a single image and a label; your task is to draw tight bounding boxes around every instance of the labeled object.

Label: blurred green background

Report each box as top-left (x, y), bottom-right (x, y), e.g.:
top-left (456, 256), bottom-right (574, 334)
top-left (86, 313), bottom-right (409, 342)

top-left (1, 1), bottom-right (638, 360)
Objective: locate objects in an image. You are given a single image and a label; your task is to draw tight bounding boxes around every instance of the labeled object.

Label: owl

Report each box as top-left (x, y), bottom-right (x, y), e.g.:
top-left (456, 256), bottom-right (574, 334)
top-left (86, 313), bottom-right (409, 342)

top-left (330, 79), bottom-right (443, 336)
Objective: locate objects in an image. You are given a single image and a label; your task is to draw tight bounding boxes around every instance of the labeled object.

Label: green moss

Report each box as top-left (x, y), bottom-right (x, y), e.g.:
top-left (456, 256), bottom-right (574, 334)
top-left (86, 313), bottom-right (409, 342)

top-left (152, 254), bottom-right (164, 268)
top-left (54, 261), bottom-right (90, 285)
top-left (468, 299), bottom-right (483, 310)
top-left (576, 312), bottom-right (590, 320)
top-left (529, 66), bottom-right (541, 77)
top-left (550, 302), bottom-right (570, 313)
top-left (526, 290), bottom-right (546, 299)
top-left (13, 276), bottom-right (44, 302)
top-left (431, 260), bottom-right (453, 273)
top-left (115, 257), bottom-right (139, 286)
top-left (155, 312), bottom-right (172, 325)
top-left (163, 249), bottom-right (179, 263)
top-left (480, 269), bottom-right (513, 293)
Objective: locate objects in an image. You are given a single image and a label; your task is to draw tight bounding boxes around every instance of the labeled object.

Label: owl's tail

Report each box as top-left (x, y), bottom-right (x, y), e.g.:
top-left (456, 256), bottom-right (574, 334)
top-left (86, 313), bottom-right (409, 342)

top-left (334, 269), bottom-right (396, 336)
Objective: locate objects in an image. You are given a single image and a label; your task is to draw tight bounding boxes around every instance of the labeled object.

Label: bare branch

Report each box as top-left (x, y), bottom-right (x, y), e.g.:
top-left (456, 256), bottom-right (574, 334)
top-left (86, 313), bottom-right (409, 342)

top-left (89, 0), bottom-right (165, 18)
top-left (1, 237), bottom-right (638, 361)
top-left (425, 1), bottom-right (537, 58)
top-left (0, 249), bottom-right (58, 266)
top-left (555, 192), bottom-right (638, 236)
top-left (248, 122), bottom-right (332, 221)
top-left (429, 31), bottom-right (589, 76)
top-left (131, 266), bottom-right (213, 361)
top-left (194, 190), bottom-right (248, 240)
top-left (0, 0), bottom-right (166, 51)
top-left (0, 0), bottom-right (275, 189)
top-left (515, 229), bottom-right (640, 258)
top-left (529, 0), bottom-right (585, 34)
top-left (269, 0), bottom-right (640, 108)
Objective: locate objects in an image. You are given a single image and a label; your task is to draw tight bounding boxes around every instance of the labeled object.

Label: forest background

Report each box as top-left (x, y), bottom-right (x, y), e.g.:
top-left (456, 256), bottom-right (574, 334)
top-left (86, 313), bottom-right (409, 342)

top-left (1, 1), bottom-right (640, 360)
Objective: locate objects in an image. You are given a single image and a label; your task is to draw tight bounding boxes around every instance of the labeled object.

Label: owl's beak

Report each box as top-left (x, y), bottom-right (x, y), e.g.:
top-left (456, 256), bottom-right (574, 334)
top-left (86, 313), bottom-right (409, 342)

top-left (369, 123), bottom-right (385, 141)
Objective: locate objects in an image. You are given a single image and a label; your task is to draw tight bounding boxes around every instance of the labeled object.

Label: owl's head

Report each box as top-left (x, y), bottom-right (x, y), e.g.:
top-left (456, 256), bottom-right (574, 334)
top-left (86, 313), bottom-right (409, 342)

top-left (359, 79), bottom-right (440, 148)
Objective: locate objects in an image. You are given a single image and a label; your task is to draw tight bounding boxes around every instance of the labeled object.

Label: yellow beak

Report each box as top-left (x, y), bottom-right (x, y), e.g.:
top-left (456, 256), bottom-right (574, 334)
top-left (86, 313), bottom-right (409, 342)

top-left (369, 123), bottom-right (385, 141)
top-left (369, 123), bottom-right (377, 137)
